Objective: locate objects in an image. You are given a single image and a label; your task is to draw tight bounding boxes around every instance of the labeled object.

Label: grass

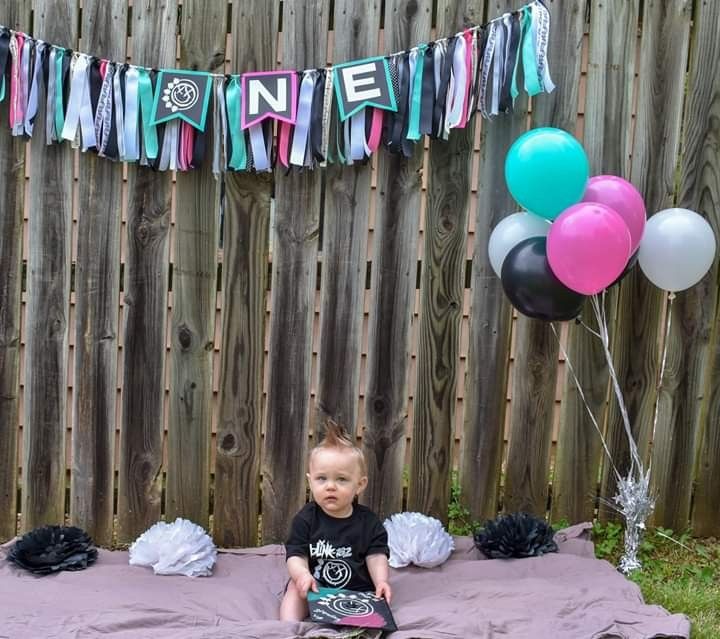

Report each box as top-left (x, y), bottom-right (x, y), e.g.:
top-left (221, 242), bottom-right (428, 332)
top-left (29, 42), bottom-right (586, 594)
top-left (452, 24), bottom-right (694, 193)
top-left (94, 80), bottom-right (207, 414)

top-left (447, 480), bottom-right (720, 638)
top-left (592, 521), bottom-right (720, 639)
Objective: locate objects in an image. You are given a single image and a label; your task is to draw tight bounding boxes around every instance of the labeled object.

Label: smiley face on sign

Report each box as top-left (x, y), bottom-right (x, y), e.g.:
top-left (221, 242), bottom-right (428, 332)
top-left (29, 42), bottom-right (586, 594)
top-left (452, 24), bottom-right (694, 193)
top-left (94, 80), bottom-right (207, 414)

top-left (151, 69), bottom-right (212, 131)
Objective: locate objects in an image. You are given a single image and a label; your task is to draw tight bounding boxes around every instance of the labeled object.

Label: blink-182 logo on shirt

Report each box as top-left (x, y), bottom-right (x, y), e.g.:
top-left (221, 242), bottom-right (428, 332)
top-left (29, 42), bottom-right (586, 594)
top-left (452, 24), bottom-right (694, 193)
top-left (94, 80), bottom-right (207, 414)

top-left (310, 540), bottom-right (353, 588)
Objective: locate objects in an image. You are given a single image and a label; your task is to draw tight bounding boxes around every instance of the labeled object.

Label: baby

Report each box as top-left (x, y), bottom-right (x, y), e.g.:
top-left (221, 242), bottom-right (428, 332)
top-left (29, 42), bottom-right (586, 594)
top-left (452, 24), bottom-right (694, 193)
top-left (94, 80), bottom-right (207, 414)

top-left (279, 421), bottom-right (392, 621)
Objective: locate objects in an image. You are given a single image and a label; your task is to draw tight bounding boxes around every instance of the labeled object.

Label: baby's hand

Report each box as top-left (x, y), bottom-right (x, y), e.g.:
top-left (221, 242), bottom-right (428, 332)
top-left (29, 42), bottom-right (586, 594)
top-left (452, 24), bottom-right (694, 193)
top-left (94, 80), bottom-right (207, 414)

top-left (294, 572), bottom-right (318, 598)
top-left (374, 581), bottom-right (392, 603)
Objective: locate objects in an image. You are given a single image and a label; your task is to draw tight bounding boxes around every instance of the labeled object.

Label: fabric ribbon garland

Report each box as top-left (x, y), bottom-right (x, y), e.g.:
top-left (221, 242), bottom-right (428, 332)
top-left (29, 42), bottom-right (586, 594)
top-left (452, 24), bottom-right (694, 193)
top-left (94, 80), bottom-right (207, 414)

top-left (0, 0), bottom-right (553, 173)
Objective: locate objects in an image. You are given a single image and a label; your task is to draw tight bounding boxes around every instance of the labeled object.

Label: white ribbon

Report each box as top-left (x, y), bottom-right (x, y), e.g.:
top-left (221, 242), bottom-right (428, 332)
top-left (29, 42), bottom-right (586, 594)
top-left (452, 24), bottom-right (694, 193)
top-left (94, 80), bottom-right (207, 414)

top-left (533, 2), bottom-right (555, 92)
top-left (349, 108), bottom-right (366, 161)
top-left (113, 65), bottom-right (125, 159)
top-left (212, 76), bottom-right (226, 175)
top-left (433, 40), bottom-right (445, 100)
top-left (320, 68), bottom-right (334, 167)
top-left (61, 54), bottom-right (89, 144)
top-left (123, 66), bottom-right (140, 160)
top-left (249, 122), bottom-right (270, 171)
top-left (24, 41), bottom-right (45, 136)
top-left (95, 63), bottom-right (113, 156)
top-left (490, 18), bottom-right (506, 116)
top-left (446, 34), bottom-right (467, 131)
top-left (290, 70), bottom-right (316, 167)
top-left (342, 116), bottom-right (352, 164)
top-left (479, 21), bottom-right (497, 118)
top-left (467, 30), bottom-right (480, 114)
top-left (46, 47), bottom-right (57, 143)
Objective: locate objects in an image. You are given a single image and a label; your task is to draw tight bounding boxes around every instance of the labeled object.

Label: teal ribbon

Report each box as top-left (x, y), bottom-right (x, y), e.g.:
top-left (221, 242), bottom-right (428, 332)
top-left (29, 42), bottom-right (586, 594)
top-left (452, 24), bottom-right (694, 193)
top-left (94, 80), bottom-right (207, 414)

top-left (0, 77), bottom-right (5, 103)
top-left (225, 76), bottom-right (246, 170)
top-left (406, 44), bottom-right (426, 141)
top-left (521, 7), bottom-right (542, 97)
top-left (511, 12), bottom-right (527, 101)
top-left (138, 69), bottom-right (158, 160)
top-left (54, 48), bottom-right (66, 137)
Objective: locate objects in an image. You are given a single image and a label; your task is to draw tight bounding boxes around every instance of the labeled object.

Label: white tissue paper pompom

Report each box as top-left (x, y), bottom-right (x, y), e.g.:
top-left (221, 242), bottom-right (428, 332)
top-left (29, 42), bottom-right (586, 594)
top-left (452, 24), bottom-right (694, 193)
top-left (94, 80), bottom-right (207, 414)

top-left (384, 512), bottom-right (454, 569)
top-left (128, 518), bottom-right (217, 577)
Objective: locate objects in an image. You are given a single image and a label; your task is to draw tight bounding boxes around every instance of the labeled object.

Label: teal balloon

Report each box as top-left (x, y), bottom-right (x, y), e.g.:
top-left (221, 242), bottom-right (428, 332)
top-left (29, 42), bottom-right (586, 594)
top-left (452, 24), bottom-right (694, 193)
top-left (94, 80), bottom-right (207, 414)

top-left (504, 128), bottom-right (589, 220)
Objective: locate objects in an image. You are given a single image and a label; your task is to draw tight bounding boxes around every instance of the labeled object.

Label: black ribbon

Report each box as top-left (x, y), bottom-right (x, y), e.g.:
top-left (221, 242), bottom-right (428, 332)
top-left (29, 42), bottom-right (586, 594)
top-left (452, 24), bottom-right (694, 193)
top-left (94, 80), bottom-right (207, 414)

top-left (419, 43), bottom-right (435, 136)
top-left (431, 36), bottom-right (456, 138)
top-left (0, 28), bottom-right (10, 85)
top-left (310, 69), bottom-right (325, 163)
top-left (385, 53), bottom-right (410, 155)
top-left (88, 58), bottom-right (102, 123)
top-left (499, 15), bottom-right (521, 114)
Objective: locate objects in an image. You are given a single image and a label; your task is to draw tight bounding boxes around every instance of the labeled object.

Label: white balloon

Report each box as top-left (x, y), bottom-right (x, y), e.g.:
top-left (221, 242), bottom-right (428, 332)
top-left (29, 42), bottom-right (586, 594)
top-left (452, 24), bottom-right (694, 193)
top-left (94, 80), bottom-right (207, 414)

top-left (488, 212), bottom-right (551, 277)
top-left (638, 208), bottom-right (717, 292)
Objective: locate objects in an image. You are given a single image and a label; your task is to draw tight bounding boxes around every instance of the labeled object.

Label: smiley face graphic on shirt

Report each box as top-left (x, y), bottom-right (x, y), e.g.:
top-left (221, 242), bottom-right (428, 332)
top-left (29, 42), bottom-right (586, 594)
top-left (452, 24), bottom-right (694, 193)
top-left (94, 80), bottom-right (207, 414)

top-left (310, 539), bottom-right (353, 588)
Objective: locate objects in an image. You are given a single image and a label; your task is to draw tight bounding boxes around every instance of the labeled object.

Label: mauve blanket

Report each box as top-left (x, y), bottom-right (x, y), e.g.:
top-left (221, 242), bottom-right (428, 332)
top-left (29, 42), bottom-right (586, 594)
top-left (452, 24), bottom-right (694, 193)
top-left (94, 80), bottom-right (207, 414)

top-left (0, 524), bottom-right (690, 638)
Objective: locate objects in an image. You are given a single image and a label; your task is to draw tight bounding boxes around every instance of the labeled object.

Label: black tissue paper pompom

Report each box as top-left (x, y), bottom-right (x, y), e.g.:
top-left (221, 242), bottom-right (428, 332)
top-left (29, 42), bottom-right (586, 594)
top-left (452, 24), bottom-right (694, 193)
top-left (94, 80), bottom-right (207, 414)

top-left (473, 512), bottom-right (558, 559)
top-left (7, 525), bottom-right (98, 575)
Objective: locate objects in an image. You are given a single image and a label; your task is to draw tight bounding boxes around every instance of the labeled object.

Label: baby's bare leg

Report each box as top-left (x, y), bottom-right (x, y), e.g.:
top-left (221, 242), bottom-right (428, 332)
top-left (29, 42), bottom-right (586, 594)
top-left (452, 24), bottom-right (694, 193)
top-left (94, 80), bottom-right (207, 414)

top-left (280, 580), bottom-right (309, 621)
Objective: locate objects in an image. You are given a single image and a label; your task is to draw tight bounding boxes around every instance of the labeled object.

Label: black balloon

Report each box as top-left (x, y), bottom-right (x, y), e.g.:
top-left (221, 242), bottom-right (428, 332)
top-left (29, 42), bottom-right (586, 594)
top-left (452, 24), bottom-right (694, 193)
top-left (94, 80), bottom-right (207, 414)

top-left (500, 237), bottom-right (586, 321)
top-left (609, 249), bottom-right (639, 288)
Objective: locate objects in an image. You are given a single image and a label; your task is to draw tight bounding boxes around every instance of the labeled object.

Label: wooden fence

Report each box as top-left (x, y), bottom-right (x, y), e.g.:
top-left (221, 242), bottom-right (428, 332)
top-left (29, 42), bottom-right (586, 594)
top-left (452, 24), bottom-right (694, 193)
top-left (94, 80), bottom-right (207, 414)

top-left (0, 0), bottom-right (718, 548)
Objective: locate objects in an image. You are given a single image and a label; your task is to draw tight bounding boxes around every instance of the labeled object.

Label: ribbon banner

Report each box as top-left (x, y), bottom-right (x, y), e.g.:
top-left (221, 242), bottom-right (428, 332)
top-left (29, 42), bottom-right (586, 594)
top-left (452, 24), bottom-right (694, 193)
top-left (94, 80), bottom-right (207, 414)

top-left (0, 1), bottom-right (554, 174)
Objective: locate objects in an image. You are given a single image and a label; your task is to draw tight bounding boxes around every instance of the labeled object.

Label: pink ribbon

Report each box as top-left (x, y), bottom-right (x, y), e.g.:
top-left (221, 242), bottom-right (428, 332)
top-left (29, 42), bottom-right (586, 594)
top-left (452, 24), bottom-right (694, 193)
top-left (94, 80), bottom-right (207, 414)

top-left (181, 122), bottom-right (196, 170)
top-left (459, 29), bottom-right (473, 128)
top-left (367, 108), bottom-right (384, 153)
top-left (9, 34), bottom-right (24, 129)
top-left (278, 121), bottom-right (292, 168)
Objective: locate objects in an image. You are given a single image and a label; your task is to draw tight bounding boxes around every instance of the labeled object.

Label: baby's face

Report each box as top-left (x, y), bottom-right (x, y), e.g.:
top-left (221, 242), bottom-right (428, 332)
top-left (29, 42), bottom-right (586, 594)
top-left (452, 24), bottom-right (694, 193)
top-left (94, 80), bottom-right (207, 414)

top-left (307, 448), bottom-right (368, 518)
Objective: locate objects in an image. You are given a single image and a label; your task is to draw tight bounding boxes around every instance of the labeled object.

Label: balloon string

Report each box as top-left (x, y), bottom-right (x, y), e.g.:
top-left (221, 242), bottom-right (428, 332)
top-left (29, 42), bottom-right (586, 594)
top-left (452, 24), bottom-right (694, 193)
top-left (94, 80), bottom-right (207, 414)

top-left (550, 322), bottom-right (620, 480)
top-left (589, 293), bottom-right (643, 477)
top-left (649, 291), bottom-right (675, 467)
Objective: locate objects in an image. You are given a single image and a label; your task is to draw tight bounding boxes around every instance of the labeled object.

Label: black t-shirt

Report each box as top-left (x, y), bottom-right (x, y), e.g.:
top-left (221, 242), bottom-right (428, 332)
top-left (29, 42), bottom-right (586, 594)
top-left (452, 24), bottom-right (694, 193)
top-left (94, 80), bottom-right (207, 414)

top-left (285, 501), bottom-right (389, 592)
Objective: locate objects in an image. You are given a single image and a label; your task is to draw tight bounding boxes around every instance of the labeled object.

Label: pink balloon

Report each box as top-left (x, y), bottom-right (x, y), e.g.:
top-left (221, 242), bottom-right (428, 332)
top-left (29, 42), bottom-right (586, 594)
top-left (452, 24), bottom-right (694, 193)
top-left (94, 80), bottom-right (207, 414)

top-left (548, 203), bottom-right (632, 295)
top-left (582, 175), bottom-right (646, 252)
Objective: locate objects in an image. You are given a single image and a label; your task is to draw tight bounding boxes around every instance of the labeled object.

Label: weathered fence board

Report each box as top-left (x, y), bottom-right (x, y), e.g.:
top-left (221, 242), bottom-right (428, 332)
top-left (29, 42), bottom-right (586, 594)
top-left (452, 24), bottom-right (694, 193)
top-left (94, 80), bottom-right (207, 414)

top-left (460, 0), bottom-right (527, 524)
top-left (362, 0), bottom-right (430, 520)
top-left (70, 0), bottom-right (127, 547)
top-left (601, 0), bottom-right (691, 522)
top-left (165, 0), bottom-right (224, 530)
top-left (22, 0), bottom-right (78, 532)
top-left (504, 0), bottom-right (585, 517)
top-left (0, 0), bottom-right (30, 541)
top-left (408, 0), bottom-right (484, 523)
top-left (214, 0), bottom-right (277, 547)
top-left (315, 1), bottom-right (381, 435)
top-left (662, 0), bottom-right (719, 535)
top-left (117, 0), bottom-right (177, 544)
top-left (551, 0), bottom-right (638, 525)
top-left (262, 0), bottom-right (324, 544)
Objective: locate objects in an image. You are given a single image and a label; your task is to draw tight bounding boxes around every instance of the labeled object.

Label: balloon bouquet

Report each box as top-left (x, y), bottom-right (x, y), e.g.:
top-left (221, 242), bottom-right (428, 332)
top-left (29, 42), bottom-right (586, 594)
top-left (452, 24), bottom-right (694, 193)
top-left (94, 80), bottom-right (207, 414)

top-left (489, 127), bottom-right (717, 574)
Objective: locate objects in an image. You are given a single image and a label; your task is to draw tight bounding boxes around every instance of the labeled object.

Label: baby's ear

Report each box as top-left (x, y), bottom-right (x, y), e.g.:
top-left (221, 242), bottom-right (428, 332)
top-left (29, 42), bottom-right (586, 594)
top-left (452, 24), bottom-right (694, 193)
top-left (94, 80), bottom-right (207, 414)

top-left (356, 475), bottom-right (369, 494)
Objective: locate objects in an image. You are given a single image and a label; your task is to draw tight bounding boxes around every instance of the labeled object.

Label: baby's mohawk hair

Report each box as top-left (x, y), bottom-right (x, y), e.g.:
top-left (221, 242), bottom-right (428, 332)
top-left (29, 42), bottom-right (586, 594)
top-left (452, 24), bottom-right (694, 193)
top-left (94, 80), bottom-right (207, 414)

top-left (310, 418), bottom-right (367, 475)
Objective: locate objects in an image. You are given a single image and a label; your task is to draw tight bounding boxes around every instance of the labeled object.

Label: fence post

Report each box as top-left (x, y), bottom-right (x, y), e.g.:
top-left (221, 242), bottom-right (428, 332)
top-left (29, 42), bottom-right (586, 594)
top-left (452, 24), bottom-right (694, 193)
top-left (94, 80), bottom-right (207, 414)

top-left (551, 0), bottom-right (639, 525)
top-left (658, 0), bottom-right (718, 533)
top-left (461, 0), bottom-right (528, 524)
top-left (164, 0), bottom-right (225, 531)
top-left (117, 0), bottom-right (176, 544)
top-left (600, 0), bottom-right (691, 524)
top-left (408, 0), bottom-right (484, 524)
top-left (71, 0), bottom-right (127, 548)
top-left (504, 0), bottom-right (585, 517)
top-left (22, 0), bottom-right (78, 532)
top-left (0, 0), bottom-right (30, 541)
